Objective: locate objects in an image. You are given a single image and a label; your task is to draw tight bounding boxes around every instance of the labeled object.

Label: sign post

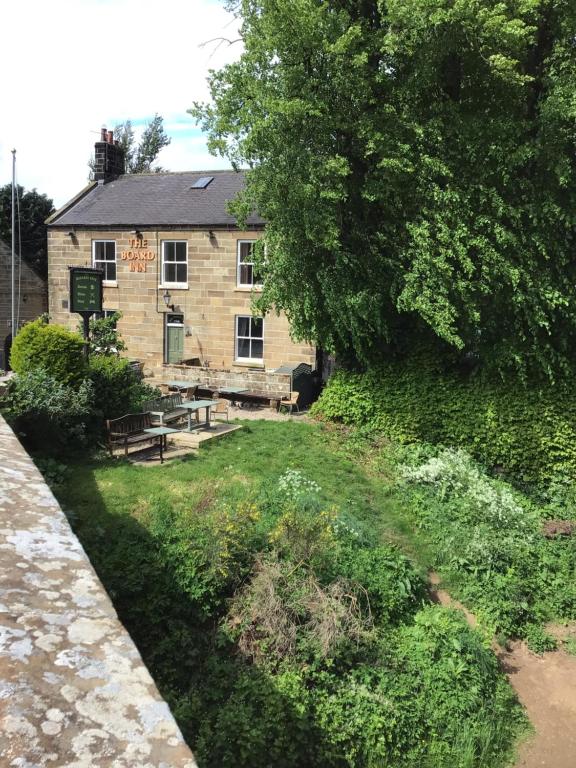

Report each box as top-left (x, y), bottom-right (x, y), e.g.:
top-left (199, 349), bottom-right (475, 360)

top-left (69, 267), bottom-right (103, 359)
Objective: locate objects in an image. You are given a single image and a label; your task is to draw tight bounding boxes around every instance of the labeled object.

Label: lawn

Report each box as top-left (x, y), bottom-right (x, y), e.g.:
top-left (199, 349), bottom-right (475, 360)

top-left (53, 420), bottom-right (525, 768)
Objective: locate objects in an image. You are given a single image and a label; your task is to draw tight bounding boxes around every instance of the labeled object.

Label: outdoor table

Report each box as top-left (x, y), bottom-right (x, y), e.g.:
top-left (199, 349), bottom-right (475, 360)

top-left (167, 380), bottom-right (202, 391)
top-left (180, 399), bottom-right (216, 431)
top-left (143, 426), bottom-right (180, 464)
top-left (219, 386), bottom-right (249, 406)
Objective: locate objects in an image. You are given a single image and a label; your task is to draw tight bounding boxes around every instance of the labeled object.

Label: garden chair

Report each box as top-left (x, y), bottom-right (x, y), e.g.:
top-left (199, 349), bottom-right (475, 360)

top-left (279, 391), bottom-right (300, 414)
top-left (185, 385), bottom-right (198, 402)
top-left (210, 398), bottom-right (230, 423)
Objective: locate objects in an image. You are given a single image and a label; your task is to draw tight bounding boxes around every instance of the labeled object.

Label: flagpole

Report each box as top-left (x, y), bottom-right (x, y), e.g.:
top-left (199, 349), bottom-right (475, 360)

top-left (11, 149), bottom-right (16, 340)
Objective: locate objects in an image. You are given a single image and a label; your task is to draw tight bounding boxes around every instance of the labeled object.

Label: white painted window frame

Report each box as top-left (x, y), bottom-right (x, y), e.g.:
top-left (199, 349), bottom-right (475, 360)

top-left (92, 240), bottom-right (117, 285)
top-left (236, 240), bottom-right (262, 288)
top-left (235, 315), bottom-right (264, 363)
top-left (161, 240), bottom-right (188, 289)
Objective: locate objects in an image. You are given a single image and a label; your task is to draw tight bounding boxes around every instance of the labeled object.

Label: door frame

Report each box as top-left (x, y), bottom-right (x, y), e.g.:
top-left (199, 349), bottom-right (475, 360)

top-left (164, 312), bottom-right (184, 364)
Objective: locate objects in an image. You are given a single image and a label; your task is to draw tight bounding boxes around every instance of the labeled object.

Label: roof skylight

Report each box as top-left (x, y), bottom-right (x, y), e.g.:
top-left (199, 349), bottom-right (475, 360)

top-left (190, 176), bottom-right (214, 189)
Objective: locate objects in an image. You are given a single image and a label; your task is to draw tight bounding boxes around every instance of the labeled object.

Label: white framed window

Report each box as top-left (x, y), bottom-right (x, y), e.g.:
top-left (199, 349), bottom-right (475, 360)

top-left (93, 240), bottom-right (116, 283)
top-left (162, 241), bottom-right (188, 287)
top-left (235, 315), bottom-right (264, 362)
top-left (237, 240), bottom-right (261, 287)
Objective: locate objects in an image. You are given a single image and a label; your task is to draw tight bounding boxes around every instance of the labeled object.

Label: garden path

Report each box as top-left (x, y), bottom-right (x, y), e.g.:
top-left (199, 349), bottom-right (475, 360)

top-left (429, 574), bottom-right (576, 768)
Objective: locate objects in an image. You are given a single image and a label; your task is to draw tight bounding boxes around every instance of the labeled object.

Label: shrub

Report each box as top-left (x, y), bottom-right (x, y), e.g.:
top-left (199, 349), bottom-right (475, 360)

top-left (4, 368), bottom-right (94, 449)
top-left (10, 317), bottom-right (87, 386)
top-left (312, 355), bottom-right (576, 485)
top-left (84, 311), bottom-right (126, 356)
top-left (88, 355), bottom-right (160, 420)
top-left (339, 543), bottom-right (426, 625)
top-left (224, 555), bottom-right (374, 665)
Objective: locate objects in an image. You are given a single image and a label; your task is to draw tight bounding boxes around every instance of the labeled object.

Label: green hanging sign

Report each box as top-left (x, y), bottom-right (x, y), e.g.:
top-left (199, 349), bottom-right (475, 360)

top-left (69, 267), bottom-right (103, 314)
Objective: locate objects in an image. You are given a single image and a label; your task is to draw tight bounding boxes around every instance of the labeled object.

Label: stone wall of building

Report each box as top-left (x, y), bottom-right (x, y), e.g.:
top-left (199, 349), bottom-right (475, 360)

top-left (0, 415), bottom-right (197, 767)
top-left (48, 228), bottom-right (315, 374)
top-left (0, 239), bottom-right (48, 369)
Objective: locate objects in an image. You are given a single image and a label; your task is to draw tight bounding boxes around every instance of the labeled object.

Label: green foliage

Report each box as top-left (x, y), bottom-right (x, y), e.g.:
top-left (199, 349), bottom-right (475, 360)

top-left (313, 356), bottom-right (576, 485)
top-left (0, 184), bottom-right (54, 277)
top-left (396, 446), bottom-right (576, 637)
top-left (88, 355), bottom-right (159, 420)
top-left (194, 0), bottom-right (576, 377)
top-left (523, 624), bottom-right (558, 654)
top-left (339, 543), bottom-right (426, 625)
top-left (33, 457), bottom-right (69, 488)
top-left (3, 368), bottom-right (94, 448)
top-left (83, 312), bottom-right (126, 356)
top-left (10, 317), bottom-right (86, 386)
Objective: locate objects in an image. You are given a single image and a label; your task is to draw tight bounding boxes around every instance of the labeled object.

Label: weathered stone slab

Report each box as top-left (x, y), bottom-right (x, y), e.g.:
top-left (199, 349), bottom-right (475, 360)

top-left (0, 416), bottom-right (197, 767)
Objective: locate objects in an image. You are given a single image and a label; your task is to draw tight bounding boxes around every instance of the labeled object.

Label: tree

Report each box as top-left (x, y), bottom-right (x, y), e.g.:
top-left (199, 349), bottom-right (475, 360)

top-left (0, 185), bottom-right (54, 277)
top-left (89, 114), bottom-right (171, 176)
top-left (192, 0), bottom-right (576, 379)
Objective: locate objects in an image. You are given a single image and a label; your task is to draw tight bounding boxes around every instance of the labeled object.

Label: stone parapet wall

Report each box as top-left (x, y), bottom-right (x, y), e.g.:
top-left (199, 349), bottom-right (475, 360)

top-left (0, 415), bottom-right (197, 767)
top-left (158, 363), bottom-right (292, 396)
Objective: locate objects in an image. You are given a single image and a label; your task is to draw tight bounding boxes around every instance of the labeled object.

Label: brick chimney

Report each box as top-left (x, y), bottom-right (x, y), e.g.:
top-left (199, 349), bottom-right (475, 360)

top-left (93, 127), bottom-right (125, 182)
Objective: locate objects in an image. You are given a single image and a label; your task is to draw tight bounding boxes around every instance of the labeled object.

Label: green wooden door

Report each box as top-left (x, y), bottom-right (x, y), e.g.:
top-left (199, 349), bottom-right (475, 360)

top-left (166, 321), bottom-right (184, 363)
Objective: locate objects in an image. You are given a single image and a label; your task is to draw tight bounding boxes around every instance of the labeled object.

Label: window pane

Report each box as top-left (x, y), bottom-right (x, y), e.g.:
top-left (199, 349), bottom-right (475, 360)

top-left (239, 242), bottom-right (254, 263)
top-left (239, 264), bottom-right (253, 285)
top-left (251, 317), bottom-right (263, 338)
top-left (237, 317), bottom-right (250, 337)
top-left (237, 338), bottom-right (250, 358)
top-left (176, 263), bottom-right (187, 283)
top-left (105, 242), bottom-right (115, 261)
top-left (94, 242), bottom-right (104, 260)
top-left (165, 242), bottom-right (175, 262)
top-left (175, 242), bottom-right (187, 261)
top-left (251, 340), bottom-right (263, 359)
top-left (165, 263), bottom-right (176, 283)
top-left (105, 262), bottom-right (116, 281)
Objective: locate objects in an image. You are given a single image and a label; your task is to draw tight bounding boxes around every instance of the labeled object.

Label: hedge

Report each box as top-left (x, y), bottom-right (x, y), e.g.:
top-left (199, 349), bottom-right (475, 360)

top-left (312, 355), bottom-right (576, 486)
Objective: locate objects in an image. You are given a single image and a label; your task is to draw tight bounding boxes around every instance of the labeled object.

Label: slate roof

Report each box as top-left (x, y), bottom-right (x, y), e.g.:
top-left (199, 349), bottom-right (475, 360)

top-left (49, 170), bottom-right (264, 229)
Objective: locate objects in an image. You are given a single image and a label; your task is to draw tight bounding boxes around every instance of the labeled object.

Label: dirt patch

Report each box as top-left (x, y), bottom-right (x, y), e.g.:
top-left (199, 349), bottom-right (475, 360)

top-left (542, 519), bottom-right (576, 538)
top-left (429, 573), bottom-right (576, 768)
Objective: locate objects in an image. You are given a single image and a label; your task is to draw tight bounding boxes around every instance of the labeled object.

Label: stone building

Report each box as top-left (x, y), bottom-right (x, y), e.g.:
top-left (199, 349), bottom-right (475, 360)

top-left (47, 131), bottom-right (315, 384)
top-left (0, 238), bottom-right (48, 369)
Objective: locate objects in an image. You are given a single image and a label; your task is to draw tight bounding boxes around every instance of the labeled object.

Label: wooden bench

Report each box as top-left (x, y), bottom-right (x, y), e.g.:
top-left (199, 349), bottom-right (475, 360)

top-left (141, 393), bottom-right (189, 427)
top-left (106, 412), bottom-right (159, 457)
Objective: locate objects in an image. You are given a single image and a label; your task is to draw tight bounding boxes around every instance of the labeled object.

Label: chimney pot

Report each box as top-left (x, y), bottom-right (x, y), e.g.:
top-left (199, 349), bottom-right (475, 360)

top-left (100, 126), bottom-right (107, 142)
top-left (107, 130), bottom-right (114, 144)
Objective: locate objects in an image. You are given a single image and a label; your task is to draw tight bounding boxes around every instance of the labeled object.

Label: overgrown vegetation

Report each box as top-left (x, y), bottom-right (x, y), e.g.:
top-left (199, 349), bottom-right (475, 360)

top-left (312, 356), bottom-right (576, 485)
top-left (55, 422), bottom-right (526, 768)
top-left (1, 317), bottom-right (158, 451)
top-left (395, 444), bottom-right (576, 643)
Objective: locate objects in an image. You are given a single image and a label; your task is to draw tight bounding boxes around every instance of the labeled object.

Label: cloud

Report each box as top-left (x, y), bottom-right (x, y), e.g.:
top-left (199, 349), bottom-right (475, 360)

top-left (1, 0), bottom-right (242, 207)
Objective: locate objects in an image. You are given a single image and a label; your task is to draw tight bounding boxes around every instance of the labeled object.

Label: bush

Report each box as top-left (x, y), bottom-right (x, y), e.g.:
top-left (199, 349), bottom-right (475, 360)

top-left (312, 355), bottom-right (576, 485)
top-left (4, 368), bottom-right (94, 449)
top-left (10, 317), bottom-right (86, 386)
top-left (88, 355), bottom-right (159, 420)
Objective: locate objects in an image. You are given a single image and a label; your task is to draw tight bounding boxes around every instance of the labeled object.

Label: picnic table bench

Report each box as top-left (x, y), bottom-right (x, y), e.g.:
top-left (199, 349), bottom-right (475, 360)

top-left (141, 393), bottom-right (189, 427)
top-left (106, 412), bottom-right (160, 456)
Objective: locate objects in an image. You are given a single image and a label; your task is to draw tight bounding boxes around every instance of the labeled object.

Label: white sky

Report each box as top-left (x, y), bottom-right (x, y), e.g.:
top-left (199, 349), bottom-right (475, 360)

top-left (1, 0), bottom-right (242, 208)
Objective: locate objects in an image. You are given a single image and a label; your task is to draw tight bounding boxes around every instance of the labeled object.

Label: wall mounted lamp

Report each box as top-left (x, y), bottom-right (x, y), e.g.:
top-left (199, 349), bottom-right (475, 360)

top-left (162, 289), bottom-right (175, 312)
